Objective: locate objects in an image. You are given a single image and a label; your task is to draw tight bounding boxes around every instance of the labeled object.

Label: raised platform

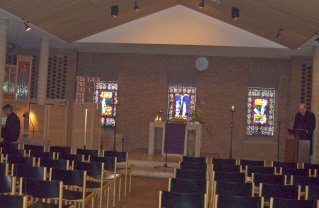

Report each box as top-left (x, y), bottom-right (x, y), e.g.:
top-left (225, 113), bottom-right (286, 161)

top-left (128, 149), bottom-right (219, 178)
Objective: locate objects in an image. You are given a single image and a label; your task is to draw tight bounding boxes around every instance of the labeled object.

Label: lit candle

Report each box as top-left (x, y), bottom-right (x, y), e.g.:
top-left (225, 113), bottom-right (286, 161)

top-left (231, 106), bottom-right (235, 111)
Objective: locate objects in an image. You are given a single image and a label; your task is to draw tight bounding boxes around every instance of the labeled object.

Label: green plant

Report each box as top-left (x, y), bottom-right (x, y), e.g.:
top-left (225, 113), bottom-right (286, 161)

top-left (190, 107), bottom-right (203, 123)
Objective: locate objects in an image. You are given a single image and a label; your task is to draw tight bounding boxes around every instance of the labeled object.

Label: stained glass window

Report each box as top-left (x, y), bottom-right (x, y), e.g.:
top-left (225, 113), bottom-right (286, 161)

top-left (246, 87), bottom-right (275, 136)
top-left (94, 82), bottom-right (118, 126)
top-left (168, 84), bottom-right (196, 123)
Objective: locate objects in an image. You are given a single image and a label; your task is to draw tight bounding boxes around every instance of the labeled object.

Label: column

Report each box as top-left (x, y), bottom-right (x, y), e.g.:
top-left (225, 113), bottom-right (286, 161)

top-left (36, 37), bottom-right (50, 105)
top-left (311, 46), bottom-right (319, 163)
top-left (0, 18), bottom-right (8, 125)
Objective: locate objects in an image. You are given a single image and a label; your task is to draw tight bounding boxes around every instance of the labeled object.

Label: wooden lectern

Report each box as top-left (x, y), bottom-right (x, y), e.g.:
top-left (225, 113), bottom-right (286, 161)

top-left (285, 128), bottom-right (308, 163)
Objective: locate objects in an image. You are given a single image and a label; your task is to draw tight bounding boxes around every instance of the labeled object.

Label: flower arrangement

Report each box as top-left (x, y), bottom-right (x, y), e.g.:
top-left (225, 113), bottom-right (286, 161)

top-left (190, 107), bottom-right (203, 124)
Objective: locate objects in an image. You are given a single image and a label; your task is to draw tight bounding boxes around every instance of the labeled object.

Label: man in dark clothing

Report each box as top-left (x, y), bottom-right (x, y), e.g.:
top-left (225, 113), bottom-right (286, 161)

top-left (293, 103), bottom-right (316, 155)
top-left (2, 104), bottom-right (20, 143)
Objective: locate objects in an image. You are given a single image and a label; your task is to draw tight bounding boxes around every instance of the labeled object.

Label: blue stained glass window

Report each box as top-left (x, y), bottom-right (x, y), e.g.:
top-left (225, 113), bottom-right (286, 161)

top-left (168, 84), bottom-right (196, 123)
top-left (246, 87), bottom-right (275, 136)
top-left (94, 82), bottom-right (118, 126)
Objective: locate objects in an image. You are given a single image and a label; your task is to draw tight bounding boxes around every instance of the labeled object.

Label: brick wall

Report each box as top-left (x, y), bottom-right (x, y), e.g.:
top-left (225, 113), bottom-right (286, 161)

top-left (7, 48), bottom-right (313, 161)
top-left (77, 53), bottom-right (312, 160)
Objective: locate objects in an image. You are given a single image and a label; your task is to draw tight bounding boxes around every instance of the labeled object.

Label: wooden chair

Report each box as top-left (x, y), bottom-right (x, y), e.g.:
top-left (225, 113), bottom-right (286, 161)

top-left (49, 146), bottom-right (71, 159)
top-left (213, 171), bottom-right (247, 183)
top-left (214, 195), bottom-right (264, 208)
top-left (291, 175), bottom-right (319, 186)
top-left (271, 161), bottom-right (298, 170)
top-left (0, 194), bottom-right (28, 208)
top-left (30, 150), bottom-right (54, 166)
top-left (182, 156), bottom-right (210, 164)
top-left (159, 190), bottom-right (208, 208)
top-left (74, 161), bottom-right (111, 208)
top-left (76, 148), bottom-right (99, 161)
top-left (259, 183), bottom-right (300, 199)
top-left (214, 181), bottom-right (254, 197)
top-left (0, 162), bottom-right (9, 176)
top-left (13, 164), bottom-right (47, 180)
top-left (269, 197), bottom-right (318, 208)
top-left (174, 168), bottom-right (209, 181)
top-left (0, 175), bottom-right (17, 194)
top-left (246, 166), bottom-right (275, 178)
top-left (7, 155), bottom-right (35, 167)
top-left (104, 151), bottom-right (132, 196)
top-left (19, 177), bottom-right (72, 208)
top-left (23, 144), bottom-right (45, 156)
top-left (212, 158), bottom-right (237, 166)
top-left (252, 173), bottom-right (287, 186)
top-left (90, 155), bottom-right (121, 207)
top-left (39, 158), bottom-right (69, 170)
top-left (51, 168), bottom-right (95, 208)
top-left (212, 163), bottom-right (241, 173)
top-left (169, 177), bottom-right (209, 194)
top-left (239, 159), bottom-right (265, 167)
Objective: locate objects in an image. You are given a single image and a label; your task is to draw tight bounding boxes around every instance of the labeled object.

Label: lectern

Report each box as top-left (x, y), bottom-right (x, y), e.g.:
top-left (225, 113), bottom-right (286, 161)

top-left (285, 128), bottom-right (309, 163)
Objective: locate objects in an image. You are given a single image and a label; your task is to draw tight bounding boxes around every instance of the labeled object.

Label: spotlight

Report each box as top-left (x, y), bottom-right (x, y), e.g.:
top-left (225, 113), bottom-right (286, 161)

top-left (276, 28), bottom-right (284, 38)
top-left (111, 5), bottom-right (119, 17)
top-left (231, 7), bottom-right (239, 20)
top-left (199, 0), bottom-right (205, 8)
top-left (23, 21), bottom-right (31, 31)
top-left (134, 1), bottom-right (140, 11)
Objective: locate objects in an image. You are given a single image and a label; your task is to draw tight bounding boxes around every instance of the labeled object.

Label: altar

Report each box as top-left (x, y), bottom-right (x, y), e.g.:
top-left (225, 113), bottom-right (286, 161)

top-left (148, 121), bottom-right (202, 157)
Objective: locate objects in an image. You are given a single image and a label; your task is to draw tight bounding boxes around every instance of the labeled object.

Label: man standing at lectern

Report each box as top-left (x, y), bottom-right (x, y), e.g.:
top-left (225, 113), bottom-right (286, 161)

top-left (2, 104), bottom-right (20, 143)
top-left (293, 103), bottom-right (316, 155)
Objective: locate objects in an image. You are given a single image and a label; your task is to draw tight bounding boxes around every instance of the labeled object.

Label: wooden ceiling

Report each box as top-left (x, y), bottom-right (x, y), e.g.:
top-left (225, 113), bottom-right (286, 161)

top-left (1, 0), bottom-right (319, 49)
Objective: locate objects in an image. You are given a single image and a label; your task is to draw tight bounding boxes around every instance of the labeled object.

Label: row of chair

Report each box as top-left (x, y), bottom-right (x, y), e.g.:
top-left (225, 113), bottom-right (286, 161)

top-left (0, 143), bottom-right (132, 208)
top-left (159, 156), bottom-right (319, 208)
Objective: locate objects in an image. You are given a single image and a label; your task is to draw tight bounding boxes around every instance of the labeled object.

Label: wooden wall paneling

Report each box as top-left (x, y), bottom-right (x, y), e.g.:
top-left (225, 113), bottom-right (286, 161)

top-left (47, 105), bottom-right (67, 146)
top-left (29, 104), bottom-right (46, 140)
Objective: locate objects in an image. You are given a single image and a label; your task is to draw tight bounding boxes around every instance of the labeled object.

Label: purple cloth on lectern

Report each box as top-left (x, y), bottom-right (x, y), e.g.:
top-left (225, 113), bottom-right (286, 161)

top-left (164, 123), bottom-right (186, 154)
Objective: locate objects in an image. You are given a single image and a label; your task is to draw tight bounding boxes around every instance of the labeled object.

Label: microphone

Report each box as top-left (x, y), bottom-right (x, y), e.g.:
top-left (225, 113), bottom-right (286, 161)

top-left (286, 116), bottom-right (294, 123)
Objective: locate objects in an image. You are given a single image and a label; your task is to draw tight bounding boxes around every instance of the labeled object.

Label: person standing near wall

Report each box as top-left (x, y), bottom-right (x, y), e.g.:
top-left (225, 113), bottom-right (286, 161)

top-left (293, 103), bottom-right (316, 156)
top-left (2, 104), bottom-right (20, 143)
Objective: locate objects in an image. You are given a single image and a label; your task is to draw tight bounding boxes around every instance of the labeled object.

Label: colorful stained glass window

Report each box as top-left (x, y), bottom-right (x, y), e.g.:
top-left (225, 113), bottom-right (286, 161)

top-left (246, 87), bottom-right (275, 136)
top-left (168, 84), bottom-right (196, 123)
top-left (94, 82), bottom-right (118, 126)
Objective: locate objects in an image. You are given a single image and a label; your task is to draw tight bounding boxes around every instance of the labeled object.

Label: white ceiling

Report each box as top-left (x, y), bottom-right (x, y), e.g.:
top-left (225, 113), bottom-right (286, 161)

top-left (1, 5), bottom-right (318, 59)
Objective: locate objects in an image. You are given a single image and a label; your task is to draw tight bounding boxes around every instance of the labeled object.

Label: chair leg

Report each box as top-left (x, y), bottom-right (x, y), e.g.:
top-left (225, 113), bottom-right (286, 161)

top-left (118, 177), bottom-right (121, 201)
top-left (124, 172), bottom-right (128, 196)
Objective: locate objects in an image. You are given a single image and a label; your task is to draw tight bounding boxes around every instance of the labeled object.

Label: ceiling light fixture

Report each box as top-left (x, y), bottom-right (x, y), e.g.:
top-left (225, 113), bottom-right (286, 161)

top-left (211, 0), bottom-right (220, 3)
top-left (231, 7), bottom-right (239, 20)
top-left (23, 20), bottom-right (31, 31)
top-left (199, 0), bottom-right (205, 8)
top-left (134, 1), bottom-right (140, 11)
top-left (111, 5), bottom-right (119, 17)
top-left (276, 28), bottom-right (284, 38)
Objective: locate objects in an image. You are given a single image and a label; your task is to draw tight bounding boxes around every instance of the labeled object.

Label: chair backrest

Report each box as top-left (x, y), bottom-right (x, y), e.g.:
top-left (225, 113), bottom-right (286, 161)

top-left (246, 166), bottom-right (275, 177)
top-left (40, 159), bottom-right (69, 170)
top-left (213, 171), bottom-right (246, 183)
top-left (0, 175), bottom-right (16, 194)
top-left (74, 161), bottom-right (104, 176)
top-left (49, 146), bottom-right (71, 154)
top-left (269, 197), bottom-right (317, 208)
top-left (59, 152), bottom-right (82, 162)
top-left (182, 156), bottom-right (207, 164)
top-left (7, 155), bottom-right (34, 166)
top-left (239, 159), bottom-right (265, 167)
top-left (51, 168), bottom-right (86, 187)
top-left (0, 143), bottom-right (19, 150)
top-left (169, 178), bottom-right (208, 194)
top-left (214, 181), bottom-right (254, 197)
top-left (0, 163), bottom-right (9, 176)
top-left (90, 155), bottom-right (117, 170)
top-left (104, 151), bottom-right (128, 162)
top-left (303, 163), bottom-right (319, 170)
top-left (259, 183), bottom-right (300, 199)
top-left (292, 175), bottom-right (319, 186)
top-left (272, 161), bottom-right (298, 169)
top-left (30, 150), bottom-right (54, 160)
top-left (24, 144), bottom-right (44, 153)
top-left (306, 185), bottom-right (319, 200)
top-left (0, 194), bottom-right (28, 208)
top-left (215, 195), bottom-right (263, 208)
top-left (20, 177), bottom-right (62, 203)
top-left (174, 168), bottom-right (208, 181)
top-left (159, 190), bottom-right (207, 208)
top-left (212, 158), bottom-right (237, 166)
top-left (13, 164), bottom-right (46, 180)
top-left (2, 148), bottom-right (24, 157)
top-left (212, 164), bottom-right (241, 173)
top-left (179, 161), bottom-right (207, 171)
top-left (252, 173), bottom-right (286, 185)
top-left (281, 168), bottom-right (310, 177)
top-left (76, 148), bottom-right (99, 160)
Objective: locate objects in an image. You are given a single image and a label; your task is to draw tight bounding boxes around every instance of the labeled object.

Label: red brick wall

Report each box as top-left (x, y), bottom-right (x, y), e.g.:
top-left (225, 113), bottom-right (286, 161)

top-left (77, 53), bottom-right (312, 160)
top-left (8, 48), bottom-right (313, 161)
